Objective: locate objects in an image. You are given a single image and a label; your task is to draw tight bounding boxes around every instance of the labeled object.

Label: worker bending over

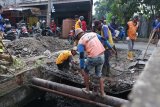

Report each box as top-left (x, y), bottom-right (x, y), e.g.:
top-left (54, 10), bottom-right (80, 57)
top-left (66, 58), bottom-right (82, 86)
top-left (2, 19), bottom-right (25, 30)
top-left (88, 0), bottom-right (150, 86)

top-left (75, 28), bottom-right (113, 96)
top-left (56, 47), bottom-right (77, 71)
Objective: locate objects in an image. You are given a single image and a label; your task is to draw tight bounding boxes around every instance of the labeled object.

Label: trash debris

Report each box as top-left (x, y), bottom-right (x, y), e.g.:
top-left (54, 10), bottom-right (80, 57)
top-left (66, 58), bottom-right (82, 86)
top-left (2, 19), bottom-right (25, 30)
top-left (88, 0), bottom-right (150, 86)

top-left (0, 37), bottom-right (151, 94)
top-left (44, 50), bottom-right (51, 58)
top-left (130, 68), bottom-right (135, 73)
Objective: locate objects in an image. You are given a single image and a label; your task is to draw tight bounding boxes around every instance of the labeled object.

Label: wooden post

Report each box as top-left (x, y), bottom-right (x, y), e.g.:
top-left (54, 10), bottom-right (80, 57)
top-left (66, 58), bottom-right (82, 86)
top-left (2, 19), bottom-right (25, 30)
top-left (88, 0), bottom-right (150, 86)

top-left (47, 0), bottom-right (51, 26)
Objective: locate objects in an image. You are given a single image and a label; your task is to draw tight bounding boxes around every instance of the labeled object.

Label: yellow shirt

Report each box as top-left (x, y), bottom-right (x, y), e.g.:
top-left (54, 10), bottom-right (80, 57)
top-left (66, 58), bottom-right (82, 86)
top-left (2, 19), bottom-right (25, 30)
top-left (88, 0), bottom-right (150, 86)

top-left (101, 26), bottom-right (114, 47)
top-left (107, 29), bottom-right (114, 46)
top-left (56, 50), bottom-right (72, 64)
top-left (75, 19), bottom-right (81, 30)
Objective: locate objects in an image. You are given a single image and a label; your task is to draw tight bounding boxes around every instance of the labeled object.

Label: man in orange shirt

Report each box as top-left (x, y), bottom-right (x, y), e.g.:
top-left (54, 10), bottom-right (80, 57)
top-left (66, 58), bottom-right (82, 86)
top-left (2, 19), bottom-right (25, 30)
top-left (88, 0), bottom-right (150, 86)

top-left (75, 28), bottom-right (113, 96)
top-left (126, 15), bottom-right (139, 61)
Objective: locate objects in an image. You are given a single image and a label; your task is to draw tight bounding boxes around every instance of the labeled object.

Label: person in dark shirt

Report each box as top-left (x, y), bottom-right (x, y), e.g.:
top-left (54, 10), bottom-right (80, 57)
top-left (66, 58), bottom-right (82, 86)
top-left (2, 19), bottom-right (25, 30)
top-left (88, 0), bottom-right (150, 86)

top-left (152, 15), bottom-right (160, 44)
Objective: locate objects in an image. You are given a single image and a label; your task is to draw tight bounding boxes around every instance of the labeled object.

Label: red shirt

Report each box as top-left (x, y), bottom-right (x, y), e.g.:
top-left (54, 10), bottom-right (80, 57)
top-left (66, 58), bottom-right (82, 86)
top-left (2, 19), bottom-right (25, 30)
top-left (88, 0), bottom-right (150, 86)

top-left (81, 20), bottom-right (87, 31)
top-left (50, 22), bottom-right (56, 32)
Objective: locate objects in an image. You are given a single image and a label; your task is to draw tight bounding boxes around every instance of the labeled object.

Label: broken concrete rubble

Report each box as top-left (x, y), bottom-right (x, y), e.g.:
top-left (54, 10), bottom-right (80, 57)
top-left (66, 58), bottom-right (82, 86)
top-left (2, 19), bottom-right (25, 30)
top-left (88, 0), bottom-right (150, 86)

top-left (0, 37), bottom-right (152, 96)
top-left (39, 48), bottom-right (148, 94)
top-left (123, 41), bottom-right (160, 107)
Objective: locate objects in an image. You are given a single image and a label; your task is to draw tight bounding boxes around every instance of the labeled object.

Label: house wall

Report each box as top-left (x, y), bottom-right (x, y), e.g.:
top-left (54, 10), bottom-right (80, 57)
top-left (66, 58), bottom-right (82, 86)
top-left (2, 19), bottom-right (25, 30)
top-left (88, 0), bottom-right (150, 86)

top-left (0, 0), bottom-right (91, 5)
top-left (0, 0), bottom-right (15, 6)
top-left (0, 0), bottom-right (48, 7)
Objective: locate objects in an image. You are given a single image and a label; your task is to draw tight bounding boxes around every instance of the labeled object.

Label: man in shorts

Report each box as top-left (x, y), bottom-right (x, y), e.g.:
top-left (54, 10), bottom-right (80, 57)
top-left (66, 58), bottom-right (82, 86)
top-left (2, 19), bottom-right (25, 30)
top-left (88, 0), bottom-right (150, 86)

top-left (75, 28), bottom-right (113, 96)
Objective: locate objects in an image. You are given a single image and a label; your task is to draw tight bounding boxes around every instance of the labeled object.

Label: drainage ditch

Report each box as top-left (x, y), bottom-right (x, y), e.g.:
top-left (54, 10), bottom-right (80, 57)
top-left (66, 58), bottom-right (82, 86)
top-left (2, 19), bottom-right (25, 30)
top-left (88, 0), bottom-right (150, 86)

top-left (23, 72), bottom-right (131, 107)
top-left (23, 49), bottom-right (146, 107)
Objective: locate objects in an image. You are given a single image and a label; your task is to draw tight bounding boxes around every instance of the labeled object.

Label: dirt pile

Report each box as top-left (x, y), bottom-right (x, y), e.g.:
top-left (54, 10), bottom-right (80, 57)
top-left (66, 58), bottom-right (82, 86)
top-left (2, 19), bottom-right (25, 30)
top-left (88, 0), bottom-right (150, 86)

top-left (43, 48), bottom-right (144, 94)
top-left (104, 49), bottom-right (143, 93)
top-left (7, 37), bottom-right (72, 57)
top-left (0, 37), bottom-right (72, 76)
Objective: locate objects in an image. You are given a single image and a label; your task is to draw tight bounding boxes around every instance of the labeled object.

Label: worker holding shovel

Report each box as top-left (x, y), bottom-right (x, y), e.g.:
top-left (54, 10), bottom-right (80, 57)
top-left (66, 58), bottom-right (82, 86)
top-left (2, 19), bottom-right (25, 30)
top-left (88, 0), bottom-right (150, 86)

top-left (154, 22), bottom-right (160, 32)
top-left (142, 22), bottom-right (160, 60)
top-left (153, 22), bottom-right (160, 45)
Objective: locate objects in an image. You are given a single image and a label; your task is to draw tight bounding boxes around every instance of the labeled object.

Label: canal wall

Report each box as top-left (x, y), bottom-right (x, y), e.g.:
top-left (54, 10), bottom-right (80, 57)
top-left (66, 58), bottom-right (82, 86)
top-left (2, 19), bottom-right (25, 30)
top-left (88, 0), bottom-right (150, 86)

top-left (0, 67), bottom-right (49, 107)
top-left (124, 41), bottom-right (160, 107)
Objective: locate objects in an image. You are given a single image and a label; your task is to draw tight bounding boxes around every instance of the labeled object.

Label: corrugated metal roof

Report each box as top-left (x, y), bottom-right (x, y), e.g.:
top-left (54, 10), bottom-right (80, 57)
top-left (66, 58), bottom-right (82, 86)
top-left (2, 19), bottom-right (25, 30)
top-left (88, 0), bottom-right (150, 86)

top-left (19, 0), bottom-right (92, 6)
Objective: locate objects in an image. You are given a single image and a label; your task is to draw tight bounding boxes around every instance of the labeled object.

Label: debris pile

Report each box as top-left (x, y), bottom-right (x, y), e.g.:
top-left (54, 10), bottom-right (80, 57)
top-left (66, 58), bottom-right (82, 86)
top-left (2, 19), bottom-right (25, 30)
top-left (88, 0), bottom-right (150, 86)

top-left (7, 37), bottom-right (72, 57)
top-left (0, 37), bottom-right (72, 80)
top-left (43, 48), bottom-right (146, 94)
top-left (0, 36), bottom-right (151, 94)
top-left (104, 49), bottom-right (143, 93)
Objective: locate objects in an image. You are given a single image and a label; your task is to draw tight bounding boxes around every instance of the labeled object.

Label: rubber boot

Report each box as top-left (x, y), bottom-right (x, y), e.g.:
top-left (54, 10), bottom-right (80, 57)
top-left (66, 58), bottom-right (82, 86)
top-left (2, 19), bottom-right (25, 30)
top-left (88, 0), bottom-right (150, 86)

top-left (129, 51), bottom-right (133, 61)
top-left (127, 51), bottom-right (133, 61)
top-left (127, 51), bottom-right (131, 60)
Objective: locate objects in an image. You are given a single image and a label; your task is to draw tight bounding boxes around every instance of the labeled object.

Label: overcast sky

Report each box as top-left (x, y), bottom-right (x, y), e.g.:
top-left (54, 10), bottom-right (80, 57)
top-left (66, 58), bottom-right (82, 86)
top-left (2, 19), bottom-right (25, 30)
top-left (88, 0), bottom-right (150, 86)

top-left (93, 0), bottom-right (98, 15)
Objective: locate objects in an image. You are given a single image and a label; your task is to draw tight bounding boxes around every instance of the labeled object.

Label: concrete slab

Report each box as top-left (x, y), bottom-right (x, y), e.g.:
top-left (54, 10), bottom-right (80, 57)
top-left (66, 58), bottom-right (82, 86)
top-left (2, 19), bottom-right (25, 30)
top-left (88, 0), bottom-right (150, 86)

top-left (138, 60), bottom-right (147, 65)
top-left (124, 41), bottom-right (160, 107)
top-left (127, 61), bottom-right (138, 69)
top-left (115, 42), bottom-right (155, 53)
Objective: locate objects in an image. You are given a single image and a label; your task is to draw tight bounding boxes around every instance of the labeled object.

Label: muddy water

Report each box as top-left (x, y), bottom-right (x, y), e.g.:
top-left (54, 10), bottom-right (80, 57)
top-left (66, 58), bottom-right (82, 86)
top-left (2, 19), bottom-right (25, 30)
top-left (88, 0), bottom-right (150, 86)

top-left (23, 93), bottom-right (94, 107)
top-left (23, 91), bottom-right (129, 107)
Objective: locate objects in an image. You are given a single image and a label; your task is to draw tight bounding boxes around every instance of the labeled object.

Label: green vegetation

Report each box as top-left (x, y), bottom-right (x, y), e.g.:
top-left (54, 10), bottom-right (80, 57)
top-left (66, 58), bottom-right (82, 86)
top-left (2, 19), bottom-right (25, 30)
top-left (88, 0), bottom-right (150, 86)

top-left (12, 58), bottom-right (26, 70)
top-left (94, 0), bottom-right (160, 24)
top-left (34, 59), bottom-right (45, 68)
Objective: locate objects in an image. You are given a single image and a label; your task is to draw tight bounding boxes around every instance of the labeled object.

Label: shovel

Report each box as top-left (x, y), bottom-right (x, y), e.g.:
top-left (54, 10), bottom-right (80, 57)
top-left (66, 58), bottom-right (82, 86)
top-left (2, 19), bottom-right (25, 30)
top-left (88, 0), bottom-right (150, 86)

top-left (142, 30), bottom-right (155, 60)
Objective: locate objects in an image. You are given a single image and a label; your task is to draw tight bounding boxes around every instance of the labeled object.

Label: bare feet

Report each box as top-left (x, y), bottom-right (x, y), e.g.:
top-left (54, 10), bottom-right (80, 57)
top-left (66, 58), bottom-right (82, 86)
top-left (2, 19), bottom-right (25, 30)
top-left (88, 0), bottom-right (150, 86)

top-left (101, 92), bottom-right (106, 97)
top-left (82, 88), bottom-right (91, 94)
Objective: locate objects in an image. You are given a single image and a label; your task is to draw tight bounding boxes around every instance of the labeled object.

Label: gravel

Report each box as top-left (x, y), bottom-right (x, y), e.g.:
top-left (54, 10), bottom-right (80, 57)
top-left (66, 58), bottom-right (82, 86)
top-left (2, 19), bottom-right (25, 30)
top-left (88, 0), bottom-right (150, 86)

top-left (6, 37), bottom-right (72, 57)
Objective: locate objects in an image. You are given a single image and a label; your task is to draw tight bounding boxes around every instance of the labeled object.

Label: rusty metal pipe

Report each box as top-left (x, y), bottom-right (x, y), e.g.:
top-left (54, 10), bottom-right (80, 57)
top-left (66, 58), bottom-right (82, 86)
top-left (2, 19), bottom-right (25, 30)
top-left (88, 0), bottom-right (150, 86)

top-left (30, 84), bottom-right (112, 107)
top-left (31, 77), bottom-right (129, 107)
